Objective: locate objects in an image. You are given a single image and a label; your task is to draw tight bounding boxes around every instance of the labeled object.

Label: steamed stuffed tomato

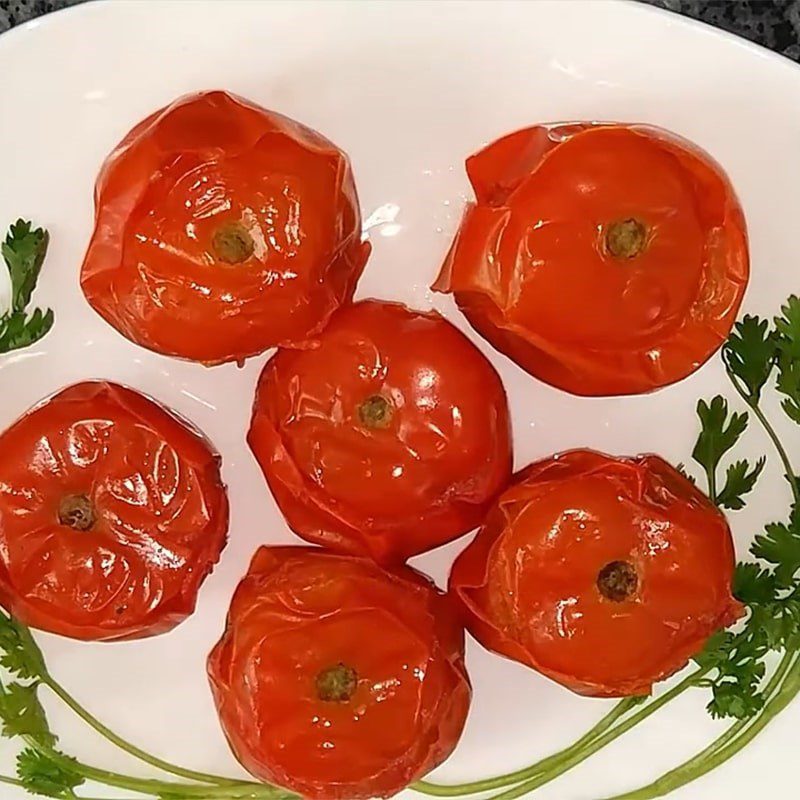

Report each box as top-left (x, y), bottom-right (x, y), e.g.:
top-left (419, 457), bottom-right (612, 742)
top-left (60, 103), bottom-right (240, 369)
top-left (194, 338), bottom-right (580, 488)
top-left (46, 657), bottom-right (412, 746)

top-left (247, 299), bottom-right (512, 564)
top-left (81, 90), bottom-right (369, 364)
top-left (0, 382), bottom-right (228, 641)
top-left (434, 123), bottom-right (748, 396)
top-left (208, 547), bottom-right (470, 800)
top-left (450, 450), bottom-right (742, 696)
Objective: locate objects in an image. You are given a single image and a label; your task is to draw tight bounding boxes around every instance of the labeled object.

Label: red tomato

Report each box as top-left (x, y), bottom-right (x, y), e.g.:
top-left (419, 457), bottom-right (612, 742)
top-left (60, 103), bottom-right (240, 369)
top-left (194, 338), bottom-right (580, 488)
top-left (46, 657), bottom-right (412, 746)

top-left (81, 91), bottom-right (369, 364)
top-left (247, 299), bottom-right (513, 564)
top-left (434, 123), bottom-right (748, 396)
top-left (449, 450), bottom-right (742, 696)
top-left (208, 546), bottom-right (470, 799)
top-left (0, 382), bottom-right (228, 641)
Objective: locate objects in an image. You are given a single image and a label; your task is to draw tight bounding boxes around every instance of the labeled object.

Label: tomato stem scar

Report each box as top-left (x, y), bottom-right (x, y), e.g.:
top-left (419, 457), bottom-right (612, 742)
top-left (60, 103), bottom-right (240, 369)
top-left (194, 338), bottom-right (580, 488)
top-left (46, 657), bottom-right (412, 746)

top-left (597, 560), bottom-right (638, 602)
top-left (358, 395), bottom-right (394, 429)
top-left (58, 494), bottom-right (96, 531)
top-left (605, 219), bottom-right (647, 259)
top-left (316, 663), bottom-right (358, 702)
top-left (211, 222), bottom-right (254, 264)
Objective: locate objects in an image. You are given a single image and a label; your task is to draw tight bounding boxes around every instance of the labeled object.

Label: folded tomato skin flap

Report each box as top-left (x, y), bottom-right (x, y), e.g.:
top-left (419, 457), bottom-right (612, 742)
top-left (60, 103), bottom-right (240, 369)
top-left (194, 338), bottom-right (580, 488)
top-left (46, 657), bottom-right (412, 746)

top-left (450, 449), bottom-right (743, 698)
top-left (434, 122), bottom-right (749, 397)
top-left (0, 380), bottom-right (229, 641)
top-left (208, 546), bottom-right (471, 800)
top-left (81, 90), bottom-right (370, 365)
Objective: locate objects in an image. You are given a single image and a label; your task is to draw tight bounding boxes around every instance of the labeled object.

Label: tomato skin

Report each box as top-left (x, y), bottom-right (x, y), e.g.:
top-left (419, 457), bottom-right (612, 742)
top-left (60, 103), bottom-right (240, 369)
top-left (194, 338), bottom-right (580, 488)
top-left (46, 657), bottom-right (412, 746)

top-left (449, 450), bottom-right (742, 697)
top-left (247, 299), bottom-right (513, 565)
top-left (207, 546), bottom-right (471, 799)
top-left (0, 382), bottom-right (228, 641)
top-left (434, 123), bottom-right (748, 396)
top-left (81, 91), bottom-right (369, 364)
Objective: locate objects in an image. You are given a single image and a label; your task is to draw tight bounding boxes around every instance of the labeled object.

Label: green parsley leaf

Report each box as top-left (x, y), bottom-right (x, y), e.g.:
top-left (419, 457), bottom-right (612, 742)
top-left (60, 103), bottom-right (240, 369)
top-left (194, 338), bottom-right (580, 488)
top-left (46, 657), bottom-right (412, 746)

top-left (16, 748), bottom-right (83, 798)
top-left (693, 630), bottom-right (735, 670)
top-left (722, 315), bottom-right (777, 402)
top-left (733, 562), bottom-right (778, 605)
top-left (0, 614), bottom-right (47, 681)
top-left (751, 600), bottom-right (796, 649)
top-left (0, 219), bottom-right (54, 355)
top-left (717, 457), bottom-right (766, 510)
top-left (751, 509), bottom-right (800, 589)
top-left (708, 681), bottom-right (766, 720)
top-left (0, 308), bottom-right (54, 353)
top-left (691, 396), bottom-right (749, 502)
top-left (774, 296), bottom-right (800, 359)
top-left (1, 220), bottom-right (49, 314)
top-left (701, 621), bottom-right (772, 720)
top-left (774, 297), bottom-right (800, 424)
top-left (0, 683), bottom-right (55, 746)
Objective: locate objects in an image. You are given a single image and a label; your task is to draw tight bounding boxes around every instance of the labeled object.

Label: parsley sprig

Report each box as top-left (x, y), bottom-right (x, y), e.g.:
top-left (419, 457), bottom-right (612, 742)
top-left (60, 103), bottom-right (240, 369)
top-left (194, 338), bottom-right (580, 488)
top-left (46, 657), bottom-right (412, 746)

top-left (690, 396), bottom-right (762, 507)
top-left (0, 611), bottom-right (292, 799)
top-left (415, 300), bottom-right (800, 800)
top-left (0, 220), bottom-right (54, 353)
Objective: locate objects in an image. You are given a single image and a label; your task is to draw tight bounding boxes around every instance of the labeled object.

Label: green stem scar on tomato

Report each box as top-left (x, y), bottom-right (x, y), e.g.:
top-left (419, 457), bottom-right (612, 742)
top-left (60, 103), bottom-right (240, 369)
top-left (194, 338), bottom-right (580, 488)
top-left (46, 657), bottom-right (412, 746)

top-left (596, 560), bottom-right (639, 602)
top-left (57, 494), bottom-right (96, 531)
top-left (211, 222), bottom-right (255, 264)
top-left (316, 663), bottom-right (359, 702)
top-left (604, 218), bottom-right (647, 259)
top-left (358, 394), bottom-right (394, 429)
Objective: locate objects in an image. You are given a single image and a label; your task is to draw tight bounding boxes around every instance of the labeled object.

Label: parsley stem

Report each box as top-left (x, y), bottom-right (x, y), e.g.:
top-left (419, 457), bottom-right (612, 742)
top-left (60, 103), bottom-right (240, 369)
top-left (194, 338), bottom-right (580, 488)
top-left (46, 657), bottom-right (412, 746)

top-left (23, 737), bottom-right (289, 800)
top-left (472, 668), bottom-right (707, 800)
top-left (0, 774), bottom-right (22, 787)
top-left (749, 400), bottom-right (800, 502)
top-left (5, 612), bottom-right (253, 789)
top-left (41, 675), bottom-right (250, 788)
top-left (706, 463), bottom-right (718, 504)
top-left (414, 697), bottom-right (642, 796)
top-left (597, 649), bottom-right (800, 800)
top-left (729, 376), bottom-right (800, 504)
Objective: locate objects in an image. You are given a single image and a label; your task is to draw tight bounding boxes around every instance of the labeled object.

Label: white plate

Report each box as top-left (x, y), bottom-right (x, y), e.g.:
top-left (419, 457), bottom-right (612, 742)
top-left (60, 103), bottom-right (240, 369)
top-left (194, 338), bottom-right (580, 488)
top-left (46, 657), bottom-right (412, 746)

top-left (0, 0), bottom-right (799, 798)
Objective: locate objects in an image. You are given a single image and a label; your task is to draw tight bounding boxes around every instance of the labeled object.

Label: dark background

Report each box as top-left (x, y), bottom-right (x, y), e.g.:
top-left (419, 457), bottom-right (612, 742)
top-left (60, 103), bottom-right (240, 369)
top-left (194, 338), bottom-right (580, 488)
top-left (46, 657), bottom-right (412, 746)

top-left (1, 0), bottom-right (800, 60)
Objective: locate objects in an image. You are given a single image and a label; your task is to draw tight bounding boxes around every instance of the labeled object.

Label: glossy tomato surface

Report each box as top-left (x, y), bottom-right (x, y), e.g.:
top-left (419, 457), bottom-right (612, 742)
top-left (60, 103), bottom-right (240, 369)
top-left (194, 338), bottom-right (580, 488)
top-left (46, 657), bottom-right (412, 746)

top-left (0, 382), bottom-right (228, 641)
top-left (450, 450), bottom-right (742, 696)
top-left (434, 123), bottom-right (749, 396)
top-left (247, 299), bottom-right (513, 565)
top-left (81, 91), bottom-right (369, 364)
top-left (208, 546), bottom-right (470, 799)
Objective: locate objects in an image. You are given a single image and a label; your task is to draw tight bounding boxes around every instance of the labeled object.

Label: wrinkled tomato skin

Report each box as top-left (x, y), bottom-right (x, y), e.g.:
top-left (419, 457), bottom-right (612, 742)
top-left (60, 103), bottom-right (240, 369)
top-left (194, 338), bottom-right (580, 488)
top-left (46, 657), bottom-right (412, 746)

top-left (207, 546), bottom-right (471, 800)
top-left (247, 299), bottom-right (513, 565)
top-left (434, 123), bottom-right (749, 397)
top-left (0, 382), bottom-right (228, 641)
top-left (449, 450), bottom-right (742, 697)
top-left (81, 90), bottom-right (369, 364)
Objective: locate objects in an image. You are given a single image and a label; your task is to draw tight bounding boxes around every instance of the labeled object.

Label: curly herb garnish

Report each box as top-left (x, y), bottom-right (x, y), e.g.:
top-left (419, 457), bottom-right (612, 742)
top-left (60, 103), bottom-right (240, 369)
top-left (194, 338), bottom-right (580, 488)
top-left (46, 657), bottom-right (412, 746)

top-left (415, 300), bottom-right (800, 800)
top-left (0, 612), bottom-right (293, 798)
top-left (0, 220), bottom-right (53, 353)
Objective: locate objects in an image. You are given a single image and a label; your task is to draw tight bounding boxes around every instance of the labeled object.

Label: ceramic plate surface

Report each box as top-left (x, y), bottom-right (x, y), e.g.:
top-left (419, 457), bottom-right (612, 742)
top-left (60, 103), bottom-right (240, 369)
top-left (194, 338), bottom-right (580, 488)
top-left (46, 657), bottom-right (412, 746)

top-left (0, 1), bottom-right (799, 797)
